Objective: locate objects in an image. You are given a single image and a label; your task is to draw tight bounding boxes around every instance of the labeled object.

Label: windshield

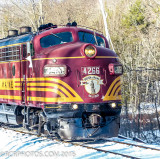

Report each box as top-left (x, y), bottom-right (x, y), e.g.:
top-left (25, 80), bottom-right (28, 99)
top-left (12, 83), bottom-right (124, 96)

top-left (40, 32), bottom-right (73, 48)
top-left (78, 31), bottom-right (105, 47)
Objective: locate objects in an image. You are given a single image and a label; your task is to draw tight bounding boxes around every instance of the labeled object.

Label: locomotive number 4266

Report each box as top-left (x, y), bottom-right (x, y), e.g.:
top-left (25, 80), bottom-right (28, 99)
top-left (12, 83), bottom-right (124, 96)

top-left (81, 67), bottom-right (100, 75)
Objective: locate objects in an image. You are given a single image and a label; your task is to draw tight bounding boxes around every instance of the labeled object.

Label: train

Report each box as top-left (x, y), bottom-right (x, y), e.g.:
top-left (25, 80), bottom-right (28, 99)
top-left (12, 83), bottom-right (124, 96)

top-left (0, 22), bottom-right (123, 140)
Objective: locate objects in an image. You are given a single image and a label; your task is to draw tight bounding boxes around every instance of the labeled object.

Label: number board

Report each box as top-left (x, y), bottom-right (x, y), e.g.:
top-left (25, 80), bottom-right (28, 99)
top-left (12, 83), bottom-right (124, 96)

top-left (81, 66), bottom-right (100, 75)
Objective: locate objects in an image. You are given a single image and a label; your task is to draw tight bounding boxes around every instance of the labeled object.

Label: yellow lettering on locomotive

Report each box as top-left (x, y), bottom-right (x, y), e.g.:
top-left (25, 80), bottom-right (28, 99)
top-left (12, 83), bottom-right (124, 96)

top-left (0, 80), bottom-right (15, 89)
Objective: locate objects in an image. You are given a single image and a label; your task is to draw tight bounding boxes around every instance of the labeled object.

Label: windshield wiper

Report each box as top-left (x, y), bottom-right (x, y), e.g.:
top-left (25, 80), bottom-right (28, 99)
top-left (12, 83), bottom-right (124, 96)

top-left (50, 33), bottom-right (62, 40)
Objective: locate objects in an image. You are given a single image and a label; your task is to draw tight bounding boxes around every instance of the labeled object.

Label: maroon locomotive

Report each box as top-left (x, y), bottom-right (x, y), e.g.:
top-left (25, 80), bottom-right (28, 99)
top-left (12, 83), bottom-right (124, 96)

top-left (0, 22), bottom-right (123, 140)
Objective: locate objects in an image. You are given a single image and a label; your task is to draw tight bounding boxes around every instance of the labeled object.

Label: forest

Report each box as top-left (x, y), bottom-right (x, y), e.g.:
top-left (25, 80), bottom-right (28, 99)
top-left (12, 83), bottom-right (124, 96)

top-left (0, 0), bottom-right (160, 144)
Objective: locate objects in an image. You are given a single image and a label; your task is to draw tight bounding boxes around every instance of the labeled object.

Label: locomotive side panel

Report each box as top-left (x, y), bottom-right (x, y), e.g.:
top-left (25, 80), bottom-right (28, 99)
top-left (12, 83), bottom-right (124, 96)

top-left (0, 45), bottom-right (22, 105)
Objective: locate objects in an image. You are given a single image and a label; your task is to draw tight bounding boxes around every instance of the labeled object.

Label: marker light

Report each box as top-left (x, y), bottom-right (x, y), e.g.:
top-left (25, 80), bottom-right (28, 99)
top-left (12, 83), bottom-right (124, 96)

top-left (108, 63), bottom-right (123, 75)
top-left (44, 65), bottom-right (67, 77)
top-left (111, 103), bottom-right (116, 108)
top-left (72, 104), bottom-right (78, 110)
top-left (84, 45), bottom-right (97, 58)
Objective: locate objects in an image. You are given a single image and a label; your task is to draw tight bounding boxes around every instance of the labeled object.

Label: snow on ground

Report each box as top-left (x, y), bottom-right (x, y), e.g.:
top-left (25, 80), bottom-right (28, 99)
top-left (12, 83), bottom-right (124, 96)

top-left (0, 128), bottom-right (160, 159)
top-left (87, 138), bottom-right (160, 159)
top-left (0, 128), bottom-right (124, 159)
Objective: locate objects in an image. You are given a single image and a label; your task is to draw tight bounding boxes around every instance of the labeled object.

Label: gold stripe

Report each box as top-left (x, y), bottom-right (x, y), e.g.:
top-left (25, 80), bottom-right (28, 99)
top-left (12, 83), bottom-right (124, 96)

top-left (14, 83), bottom-right (21, 86)
top-left (32, 56), bottom-right (118, 61)
top-left (0, 95), bottom-right (21, 100)
top-left (105, 76), bottom-right (120, 97)
top-left (0, 42), bottom-right (25, 49)
top-left (115, 86), bottom-right (121, 96)
top-left (104, 95), bottom-right (122, 101)
top-left (27, 78), bottom-right (83, 102)
top-left (103, 76), bottom-right (121, 101)
top-left (0, 59), bottom-right (30, 64)
top-left (0, 77), bottom-right (83, 102)
top-left (28, 87), bottom-right (65, 98)
top-left (0, 79), bottom-right (20, 90)
top-left (27, 78), bottom-right (83, 101)
top-left (110, 81), bottom-right (121, 96)
top-left (0, 56), bottom-right (118, 64)
top-left (28, 83), bottom-right (72, 98)
top-left (0, 60), bottom-right (20, 64)
top-left (32, 56), bottom-right (85, 61)
top-left (27, 96), bottom-right (82, 102)
top-left (0, 57), bottom-right (85, 64)
top-left (0, 78), bottom-right (20, 81)
top-left (0, 87), bottom-right (21, 91)
top-left (0, 79), bottom-right (23, 91)
top-left (0, 56), bottom-right (82, 64)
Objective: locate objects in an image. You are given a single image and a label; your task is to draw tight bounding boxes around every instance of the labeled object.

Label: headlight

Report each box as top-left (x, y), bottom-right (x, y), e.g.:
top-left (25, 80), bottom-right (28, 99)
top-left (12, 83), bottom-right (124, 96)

top-left (84, 45), bottom-right (97, 58)
top-left (108, 63), bottom-right (123, 75)
top-left (72, 104), bottom-right (78, 110)
top-left (110, 102), bottom-right (116, 108)
top-left (44, 65), bottom-right (67, 77)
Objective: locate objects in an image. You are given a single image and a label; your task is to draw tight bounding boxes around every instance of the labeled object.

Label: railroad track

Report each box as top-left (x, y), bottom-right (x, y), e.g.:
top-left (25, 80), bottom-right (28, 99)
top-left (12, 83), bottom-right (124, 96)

top-left (71, 138), bottom-right (160, 159)
top-left (64, 138), bottom-right (160, 159)
top-left (1, 125), bottom-right (160, 159)
top-left (105, 138), bottom-right (160, 152)
top-left (63, 140), bottom-right (141, 159)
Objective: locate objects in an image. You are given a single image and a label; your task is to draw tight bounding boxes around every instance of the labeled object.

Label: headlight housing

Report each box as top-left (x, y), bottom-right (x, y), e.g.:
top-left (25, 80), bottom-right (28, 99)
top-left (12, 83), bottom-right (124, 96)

top-left (44, 65), bottom-right (67, 77)
top-left (82, 44), bottom-right (97, 58)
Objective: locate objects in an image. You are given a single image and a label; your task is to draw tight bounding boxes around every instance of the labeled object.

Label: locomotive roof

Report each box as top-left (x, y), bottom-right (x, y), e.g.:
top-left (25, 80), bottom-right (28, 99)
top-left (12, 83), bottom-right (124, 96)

top-left (0, 26), bottom-right (105, 48)
top-left (0, 34), bottom-right (33, 48)
top-left (37, 26), bottom-right (104, 38)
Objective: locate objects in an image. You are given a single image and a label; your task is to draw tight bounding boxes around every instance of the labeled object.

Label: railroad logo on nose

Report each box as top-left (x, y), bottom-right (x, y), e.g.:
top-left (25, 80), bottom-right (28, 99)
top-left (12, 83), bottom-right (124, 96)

top-left (80, 75), bottom-right (103, 95)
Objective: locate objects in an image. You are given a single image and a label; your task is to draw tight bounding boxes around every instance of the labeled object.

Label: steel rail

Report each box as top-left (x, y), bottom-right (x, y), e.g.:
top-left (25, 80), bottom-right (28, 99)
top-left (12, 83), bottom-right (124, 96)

top-left (105, 139), bottom-right (160, 152)
top-left (66, 141), bottom-right (140, 159)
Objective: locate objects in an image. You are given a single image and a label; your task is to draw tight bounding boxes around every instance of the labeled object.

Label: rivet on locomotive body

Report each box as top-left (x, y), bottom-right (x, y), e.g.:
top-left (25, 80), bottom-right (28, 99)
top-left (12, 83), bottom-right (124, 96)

top-left (52, 59), bottom-right (57, 63)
